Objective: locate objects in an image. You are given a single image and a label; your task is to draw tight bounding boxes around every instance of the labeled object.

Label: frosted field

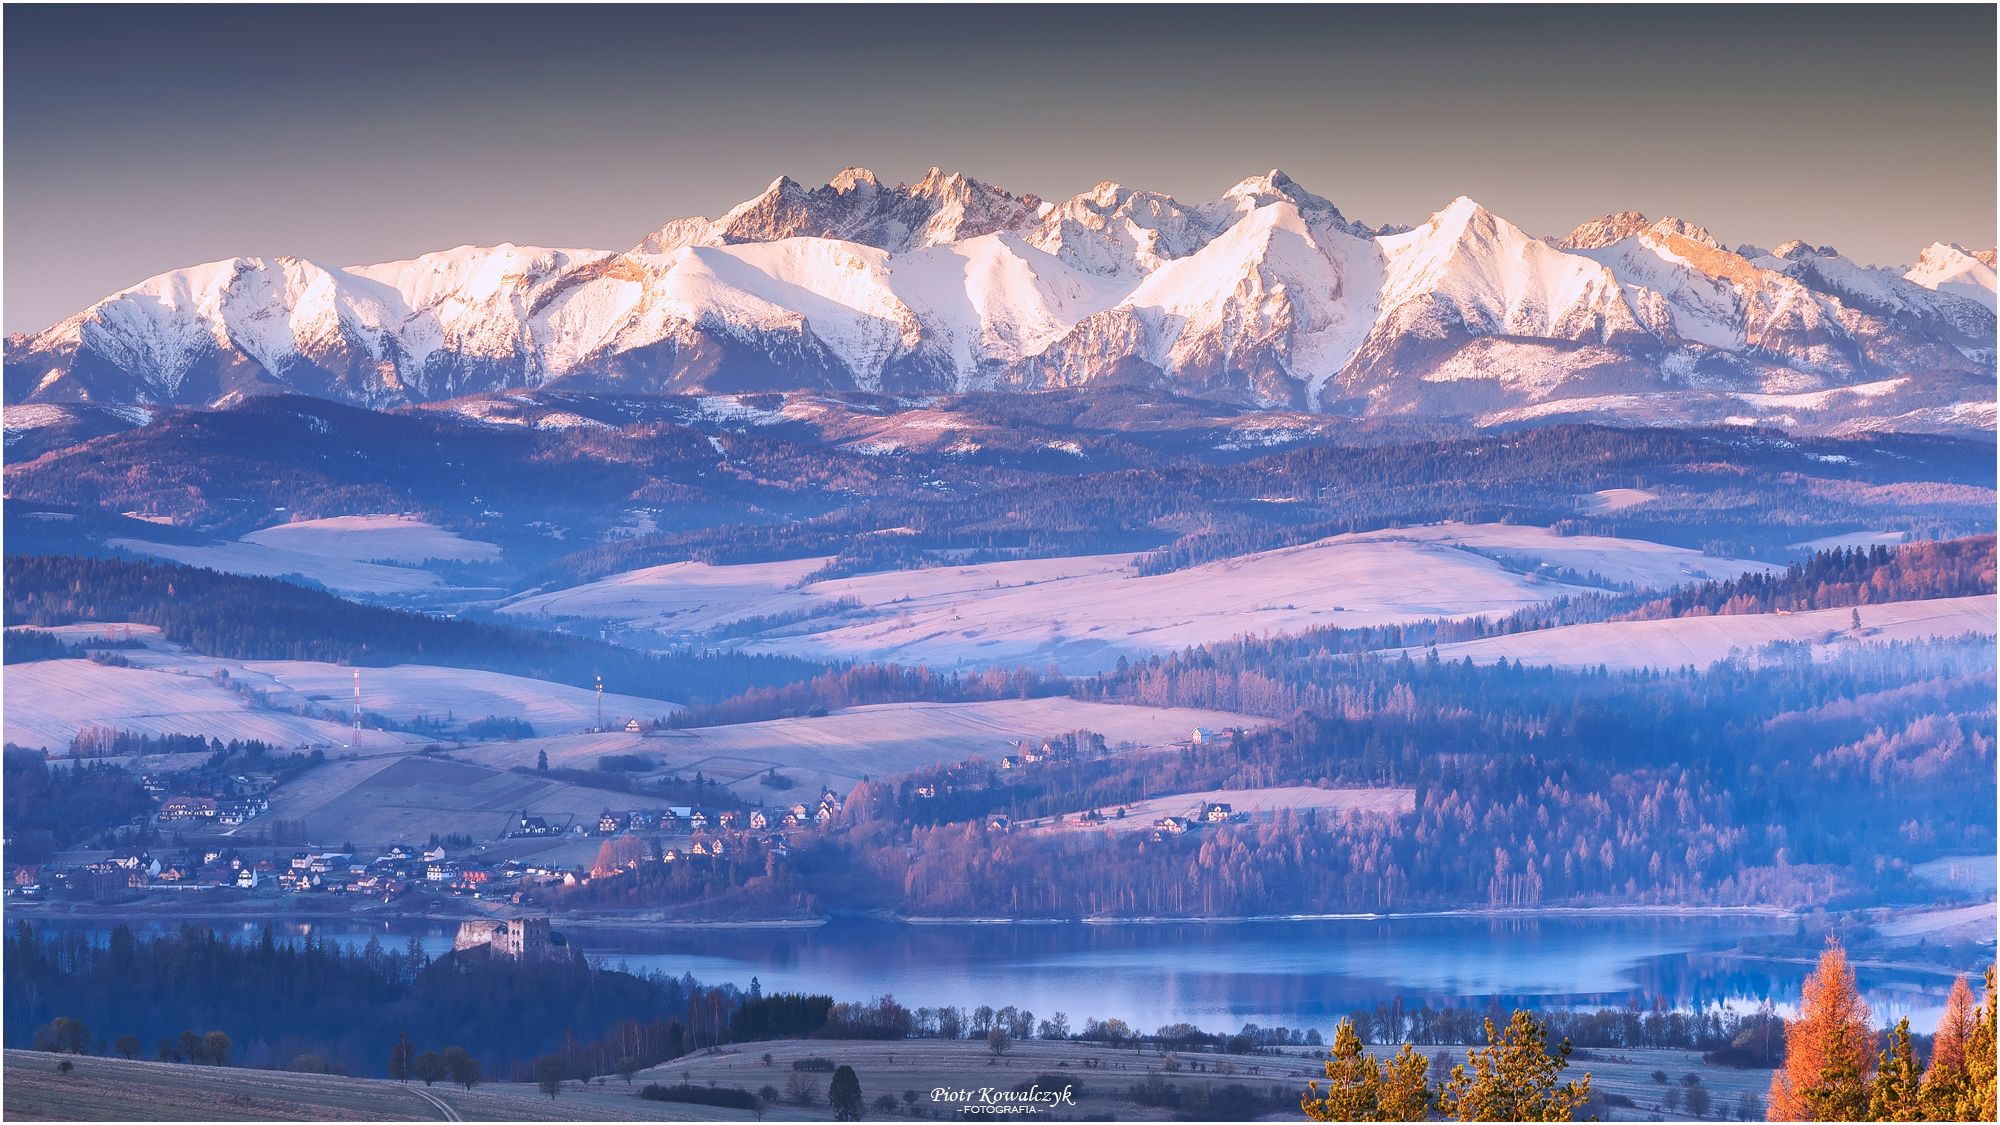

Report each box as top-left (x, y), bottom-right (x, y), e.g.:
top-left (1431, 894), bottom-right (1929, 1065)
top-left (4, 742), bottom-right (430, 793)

top-left (1026, 784), bottom-right (1417, 835)
top-left (1792, 529), bottom-right (1909, 551)
top-left (1580, 487), bottom-right (1658, 512)
top-left (236, 661), bottom-right (679, 732)
top-left (460, 697), bottom-right (1262, 797)
top-left (4, 629), bottom-right (678, 741)
top-left (258, 754), bottom-right (642, 844)
top-left (1423, 595), bottom-right (1995, 671)
top-left (107, 515), bottom-right (500, 596)
top-left (240, 514), bottom-right (501, 563)
top-left (502, 555), bottom-right (830, 634)
top-left (501, 522), bottom-right (1775, 672)
top-left (3, 659), bottom-right (422, 753)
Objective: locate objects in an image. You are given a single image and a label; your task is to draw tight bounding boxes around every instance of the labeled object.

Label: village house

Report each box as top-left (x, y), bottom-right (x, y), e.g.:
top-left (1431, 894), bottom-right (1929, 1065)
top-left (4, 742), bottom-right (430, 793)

top-left (159, 795), bottom-right (217, 821)
top-left (597, 810), bottom-right (625, 835)
top-left (515, 814), bottom-right (557, 837)
top-left (1202, 802), bottom-right (1234, 823)
top-left (748, 809), bottom-right (770, 830)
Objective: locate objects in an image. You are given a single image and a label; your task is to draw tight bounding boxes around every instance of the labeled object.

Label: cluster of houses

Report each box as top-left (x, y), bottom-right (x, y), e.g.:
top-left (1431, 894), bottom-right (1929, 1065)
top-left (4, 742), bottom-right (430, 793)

top-left (1151, 800), bottom-right (1243, 840)
top-left (997, 736), bottom-right (1085, 772)
top-left (527, 788), bottom-right (847, 841)
top-left (9, 841), bottom-right (572, 901)
top-left (148, 771), bottom-right (277, 830)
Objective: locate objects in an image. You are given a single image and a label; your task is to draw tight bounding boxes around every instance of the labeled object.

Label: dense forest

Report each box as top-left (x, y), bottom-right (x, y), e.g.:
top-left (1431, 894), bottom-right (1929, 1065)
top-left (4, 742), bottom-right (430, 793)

top-left (557, 638), bottom-right (1995, 919)
top-left (2, 922), bottom-right (751, 1082)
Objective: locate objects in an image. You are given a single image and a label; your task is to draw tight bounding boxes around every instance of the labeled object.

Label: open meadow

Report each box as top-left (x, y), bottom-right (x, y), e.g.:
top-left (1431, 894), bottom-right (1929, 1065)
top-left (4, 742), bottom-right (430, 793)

top-left (500, 523), bottom-right (1780, 673)
top-left (459, 698), bottom-right (1263, 798)
top-left (1021, 785), bottom-right (1417, 836)
top-left (1422, 594), bottom-right (1996, 671)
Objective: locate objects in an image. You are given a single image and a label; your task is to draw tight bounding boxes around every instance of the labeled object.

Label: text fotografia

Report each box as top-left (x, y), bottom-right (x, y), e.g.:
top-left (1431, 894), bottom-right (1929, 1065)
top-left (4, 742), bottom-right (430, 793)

top-left (932, 1085), bottom-right (1078, 1115)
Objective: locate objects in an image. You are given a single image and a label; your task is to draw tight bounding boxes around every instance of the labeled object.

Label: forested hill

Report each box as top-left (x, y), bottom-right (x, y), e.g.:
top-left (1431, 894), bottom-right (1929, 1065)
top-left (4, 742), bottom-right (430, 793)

top-left (1, 554), bottom-right (826, 705)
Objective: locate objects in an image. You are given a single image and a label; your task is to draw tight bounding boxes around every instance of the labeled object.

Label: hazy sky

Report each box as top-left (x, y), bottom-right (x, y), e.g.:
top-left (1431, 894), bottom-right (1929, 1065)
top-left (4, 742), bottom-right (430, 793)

top-left (5, 4), bottom-right (1994, 332)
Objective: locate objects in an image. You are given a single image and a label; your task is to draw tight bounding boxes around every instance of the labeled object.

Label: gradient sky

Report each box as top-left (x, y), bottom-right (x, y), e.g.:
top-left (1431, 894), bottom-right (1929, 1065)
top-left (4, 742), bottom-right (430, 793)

top-left (5, 4), bottom-right (1994, 332)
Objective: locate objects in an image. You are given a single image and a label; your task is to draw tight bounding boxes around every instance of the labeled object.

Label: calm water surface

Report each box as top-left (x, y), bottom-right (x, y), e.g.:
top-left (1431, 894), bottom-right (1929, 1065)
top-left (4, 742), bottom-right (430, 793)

top-left (40, 913), bottom-right (1968, 1033)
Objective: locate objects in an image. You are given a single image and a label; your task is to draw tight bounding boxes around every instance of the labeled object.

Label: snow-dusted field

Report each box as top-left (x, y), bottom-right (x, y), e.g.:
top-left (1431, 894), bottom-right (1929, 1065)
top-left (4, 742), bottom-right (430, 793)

top-left (258, 754), bottom-right (630, 844)
top-left (2, 659), bottom-right (422, 752)
top-left (107, 515), bottom-right (500, 596)
top-left (1791, 530), bottom-right (1909, 551)
top-left (1580, 487), bottom-right (1658, 512)
top-left (4, 624), bottom-right (678, 745)
top-left (1025, 785), bottom-right (1416, 836)
top-left (1423, 595), bottom-right (1995, 671)
top-left (459, 697), bottom-right (1261, 797)
top-left (502, 556), bottom-right (830, 634)
top-left (237, 661), bottom-right (680, 733)
top-left (502, 523), bottom-right (1773, 672)
top-left (240, 514), bottom-right (501, 563)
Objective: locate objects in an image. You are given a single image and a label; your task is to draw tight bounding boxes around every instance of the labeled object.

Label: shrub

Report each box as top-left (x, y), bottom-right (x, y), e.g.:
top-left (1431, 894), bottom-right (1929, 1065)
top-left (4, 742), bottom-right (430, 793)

top-left (638, 1083), bottom-right (759, 1110)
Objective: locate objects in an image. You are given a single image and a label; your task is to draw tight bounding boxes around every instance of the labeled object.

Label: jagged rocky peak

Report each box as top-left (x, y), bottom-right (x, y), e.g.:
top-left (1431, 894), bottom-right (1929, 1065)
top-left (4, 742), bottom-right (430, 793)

top-left (701, 165), bottom-right (1043, 251)
top-left (8, 163), bottom-right (1993, 435)
top-left (1559, 210), bottom-right (1654, 250)
top-left (828, 165), bottom-right (882, 194)
top-left (1560, 211), bottom-right (1719, 251)
top-left (1769, 239), bottom-right (1842, 261)
top-left (1213, 168), bottom-right (1371, 236)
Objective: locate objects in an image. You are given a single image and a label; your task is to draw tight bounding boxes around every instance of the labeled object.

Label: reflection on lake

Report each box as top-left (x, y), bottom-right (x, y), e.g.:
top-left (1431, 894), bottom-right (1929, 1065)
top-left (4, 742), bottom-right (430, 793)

top-left (38, 913), bottom-right (1973, 1033)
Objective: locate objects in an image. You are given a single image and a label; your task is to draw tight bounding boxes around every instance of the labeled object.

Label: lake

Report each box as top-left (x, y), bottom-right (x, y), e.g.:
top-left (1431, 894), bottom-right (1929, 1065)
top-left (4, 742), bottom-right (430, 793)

top-left (32, 912), bottom-right (1972, 1034)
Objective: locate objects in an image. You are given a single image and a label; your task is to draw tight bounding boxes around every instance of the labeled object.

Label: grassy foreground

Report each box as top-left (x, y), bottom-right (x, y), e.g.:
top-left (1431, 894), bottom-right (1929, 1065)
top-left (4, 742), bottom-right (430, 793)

top-left (6, 1038), bottom-right (1774, 1121)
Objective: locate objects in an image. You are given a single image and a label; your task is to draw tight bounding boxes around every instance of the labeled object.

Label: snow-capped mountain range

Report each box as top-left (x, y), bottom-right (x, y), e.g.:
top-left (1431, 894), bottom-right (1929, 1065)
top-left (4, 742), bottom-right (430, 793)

top-left (7, 167), bottom-right (1995, 431)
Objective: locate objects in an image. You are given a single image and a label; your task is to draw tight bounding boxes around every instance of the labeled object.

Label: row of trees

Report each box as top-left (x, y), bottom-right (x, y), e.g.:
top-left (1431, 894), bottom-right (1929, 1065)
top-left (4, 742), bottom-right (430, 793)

top-left (1300, 946), bottom-right (1999, 1123)
top-left (384, 1035), bottom-right (482, 1089)
top-left (1305, 1009), bottom-right (1591, 1122)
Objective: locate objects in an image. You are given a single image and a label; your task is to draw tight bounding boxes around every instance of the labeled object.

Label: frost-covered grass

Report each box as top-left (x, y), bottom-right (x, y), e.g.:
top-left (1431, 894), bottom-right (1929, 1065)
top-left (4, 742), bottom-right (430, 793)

top-left (107, 514), bottom-right (502, 597)
top-left (1022, 785), bottom-right (1416, 836)
top-left (2, 659), bottom-right (422, 752)
top-left (461, 698), bottom-right (1262, 798)
top-left (1422, 595), bottom-right (1994, 671)
top-left (502, 523), bottom-right (1775, 673)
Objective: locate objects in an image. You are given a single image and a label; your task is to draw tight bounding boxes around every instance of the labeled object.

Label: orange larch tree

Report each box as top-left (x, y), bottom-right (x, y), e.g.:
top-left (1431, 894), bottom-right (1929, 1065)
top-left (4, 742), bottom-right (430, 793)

top-left (1769, 939), bottom-right (1875, 1122)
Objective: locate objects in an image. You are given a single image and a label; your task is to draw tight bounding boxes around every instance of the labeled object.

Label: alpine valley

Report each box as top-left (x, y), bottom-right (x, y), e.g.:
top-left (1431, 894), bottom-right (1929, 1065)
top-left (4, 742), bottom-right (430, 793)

top-left (7, 166), bottom-right (1996, 433)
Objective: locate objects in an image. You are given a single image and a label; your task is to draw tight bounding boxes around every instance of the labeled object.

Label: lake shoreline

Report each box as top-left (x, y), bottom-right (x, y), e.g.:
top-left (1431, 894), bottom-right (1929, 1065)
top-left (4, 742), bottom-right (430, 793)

top-left (12, 897), bottom-right (1805, 931)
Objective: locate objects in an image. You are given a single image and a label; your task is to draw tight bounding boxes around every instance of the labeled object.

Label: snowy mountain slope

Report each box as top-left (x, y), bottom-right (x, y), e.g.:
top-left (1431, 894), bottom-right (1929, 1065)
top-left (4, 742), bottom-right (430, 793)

top-left (7, 167), bottom-right (1994, 433)
top-left (1906, 243), bottom-right (1998, 309)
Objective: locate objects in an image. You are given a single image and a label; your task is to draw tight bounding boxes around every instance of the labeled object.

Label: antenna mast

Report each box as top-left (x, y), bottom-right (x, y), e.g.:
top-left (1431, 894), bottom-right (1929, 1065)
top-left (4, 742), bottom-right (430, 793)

top-left (352, 669), bottom-right (362, 733)
top-left (595, 673), bottom-right (604, 732)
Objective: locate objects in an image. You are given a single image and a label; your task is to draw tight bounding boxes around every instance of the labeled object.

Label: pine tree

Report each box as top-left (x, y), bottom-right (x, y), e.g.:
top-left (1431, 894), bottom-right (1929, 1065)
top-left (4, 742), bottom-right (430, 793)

top-left (1303, 1017), bottom-right (1384, 1121)
top-left (1867, 1018), bottom-right (1922, 1122)
top-left (1951, 966), bottom-right (1999, 1124)
top-left (1768, 939), bottom-right (1874, 1121)
top-left (828, 1064), bottom-right (863, 1122)
top-left (1435, 1010), bottom-right (1590, 1122)
top-left (1380, 1043), bottom-right (1434, 1121)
